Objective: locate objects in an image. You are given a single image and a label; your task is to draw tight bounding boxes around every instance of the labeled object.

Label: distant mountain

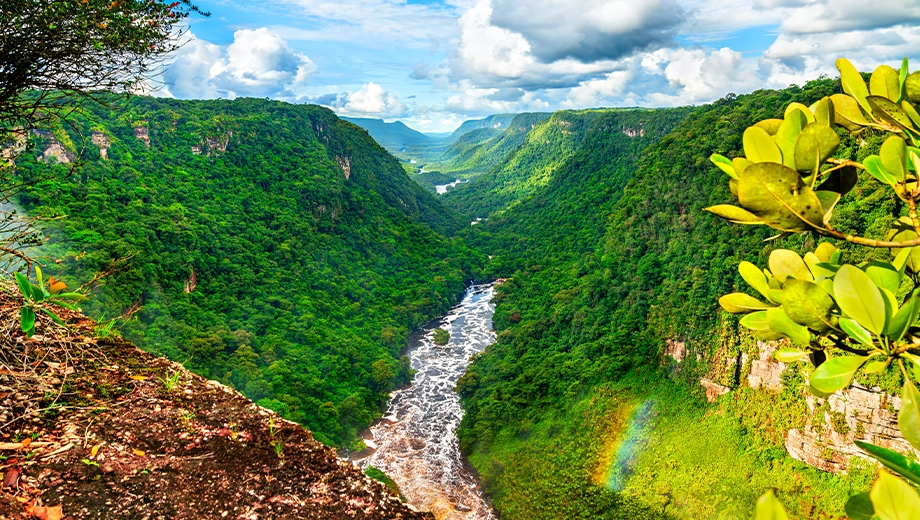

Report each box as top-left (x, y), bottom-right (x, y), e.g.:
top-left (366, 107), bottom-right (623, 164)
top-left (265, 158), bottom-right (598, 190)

top-left (342, 117), bottom-right (434, 150)
top-left (443, 114), bottom-right (518, 144)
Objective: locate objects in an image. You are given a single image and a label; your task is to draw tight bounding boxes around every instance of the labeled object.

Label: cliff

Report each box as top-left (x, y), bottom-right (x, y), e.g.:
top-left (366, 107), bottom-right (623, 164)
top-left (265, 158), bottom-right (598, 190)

top-left (0, 286), bottom-right (431, 519)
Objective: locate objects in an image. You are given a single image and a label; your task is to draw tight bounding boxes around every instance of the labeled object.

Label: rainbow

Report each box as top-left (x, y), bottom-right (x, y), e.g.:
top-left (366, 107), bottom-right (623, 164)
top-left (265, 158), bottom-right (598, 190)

top-left (594, 399), bottom-right (656, 492)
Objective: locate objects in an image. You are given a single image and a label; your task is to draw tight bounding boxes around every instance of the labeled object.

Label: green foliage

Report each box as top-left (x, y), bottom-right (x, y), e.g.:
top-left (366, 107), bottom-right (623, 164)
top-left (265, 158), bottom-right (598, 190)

top-left (707, 57), bottom-right (920, 518)
top-left (14, 95), bottom-right (484, 447)
top-left (432, 327), bottom-right (450, 345)
top-left (12, 266), bottom-right (87, 336)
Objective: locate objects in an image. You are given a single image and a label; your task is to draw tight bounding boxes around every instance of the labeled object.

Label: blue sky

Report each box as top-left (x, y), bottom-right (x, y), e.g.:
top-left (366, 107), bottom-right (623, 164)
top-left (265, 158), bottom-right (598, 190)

top-left (159, 0), bottom-right (920, 132)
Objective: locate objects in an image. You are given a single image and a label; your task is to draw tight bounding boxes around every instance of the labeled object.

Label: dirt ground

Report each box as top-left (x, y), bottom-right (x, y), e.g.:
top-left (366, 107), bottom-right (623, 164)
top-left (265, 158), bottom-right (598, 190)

top-left (0, 287), bottom-right (432, 519)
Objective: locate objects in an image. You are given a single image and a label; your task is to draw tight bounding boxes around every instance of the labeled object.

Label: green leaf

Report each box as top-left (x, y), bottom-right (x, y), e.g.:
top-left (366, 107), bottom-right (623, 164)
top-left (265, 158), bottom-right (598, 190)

top-left (740, 261), bottom-right (771, 299)
top-left (865, 155), bottom-right (897, 185)
top-left (856, 441), bottom-right (920, 486)
top-left (888, 217), bottom-right (920, 273)
top-left (40, 308), bottom-right (65, 325)
top-left (794, 123), bottom-right (840, 173)
top-left (732, 157), bottom-right (754, 177)
top-left (737, 163), bottom-right (825, 232)
top-left (754, 119), bottom-right (783, 136)
top-left (804, 252), bottom-right (836, 279)
top-left (35, 266), bottom-right (43, 292)
top-left (871, 65), bottom-right (902, 101)
top-left (868, 95), bottom-right (918, 133)
top-left (15, 273), bottom-right (31, 299)
top-left (777, 110), bottom-right (808, 169)
top-left (831, 93), bottom-right (872, 131)
top-left (864, 260), bottom-right (902, 295)
top-left (769, 249), bottom-right (812, 282)
top-left (840, 317), bottom-right (874, 346)
top-left (881, 135), bottom-right (909, 181)
top-left (812, 97), bottom-right (835, 127)
top-left (29, 284), bottom-right (45, 303)
top-left (773, 349), bottom-right (807, 362)
top-left (893, 247), bottom-right (913, 273)
top-left (782, 279), bottom-right (836, 332)
top-left (753, 490), bottom-right (788, 520)
top-left (20, 307), bottom-right (35, 336)
top-left (704, 205), bottom-right (764, 225)
top-left (902, 101), bottom-right (920, 129)
top-left (900, 379), bottom-right (920, 452)
top-left (766, 307), bottom-right (811, 346)
top-left (837, 58), bottom-right (872, 113)
top-left (740, 310), bottom-right (769, 330)
top-left (834, 264), bottom-right (887, 335)
top-left (57, 292), bottom-right (89, 301)
top-left (743, 126), bottom-right (783, 164)
top-left (906, 71), bottom-right (920, 104)
top-left (887, 293), bottom-right (920, 341)
top-left (785, 102), bottom-right (816, 123)
top-left (710, 153), bottom-right (738, 179)
top-left (845, 493), bottom-right (875, 520)
top-left (815, 242), bottom-right (838, 263)
top-left (863, 360), bottom-right (889, 374)
top-left (719, 293), bottom-right (773, 314)
top-left (809, 355), bottom-right (867, 397)
top-left (816, 165), bottom-right (858, 196)
top-left (871, 470), bottom-right (920, 520)
top-left (815, 191), bottom-right (839, 223)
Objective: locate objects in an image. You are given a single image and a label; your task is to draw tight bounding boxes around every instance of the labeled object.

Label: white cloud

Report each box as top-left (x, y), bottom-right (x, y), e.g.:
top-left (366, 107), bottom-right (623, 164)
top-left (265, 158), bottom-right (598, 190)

top-left (646, 47), bottom-right (762, 105)
top-left (164, 29), bottom-right (315, 99)
top-left (779, 0), bottom-right (920, 35)
top-left (340, 83), bottom-right (409, 118)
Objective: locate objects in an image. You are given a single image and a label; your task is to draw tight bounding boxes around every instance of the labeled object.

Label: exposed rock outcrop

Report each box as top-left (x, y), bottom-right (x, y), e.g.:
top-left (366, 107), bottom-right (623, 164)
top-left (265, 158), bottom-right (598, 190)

top-left (700, 378), bottom-right (731, 402)
top-left (36, 131), bottom-right (74, 164)
top-left (134, 124), bottom-right (150, 148)
top-left (338, 157), bottom-right (352, 180)
top-left (746, 341), bottom-right (785, 391)
top-left (193, 131), bottom-right (233, 156)
top-left (785, 383), bottom-right (918, 474)
top-left (664, 339), bottom-right (687, 363)
top-left (91, 130), bottom-right (110, 159)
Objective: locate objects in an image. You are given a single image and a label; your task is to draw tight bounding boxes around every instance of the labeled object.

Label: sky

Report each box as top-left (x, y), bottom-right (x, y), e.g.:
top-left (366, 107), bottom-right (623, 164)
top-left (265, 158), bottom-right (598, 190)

top-left (157, 0), bottom-right (920, 133)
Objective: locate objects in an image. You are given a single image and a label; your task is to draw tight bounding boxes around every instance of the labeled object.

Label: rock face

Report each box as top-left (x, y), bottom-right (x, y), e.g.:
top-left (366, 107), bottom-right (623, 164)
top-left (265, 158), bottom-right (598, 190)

top-left (700, 378), bottom-right (731, 402)
top-left (192, 132), bottom-right (233, 156)
top-left (37, 131), bottom-right (74, 164)
top-left (746, 341), bottom-right (785, 391)
top-left (338, 156), bottom-right (352, 180)
top-left (664, 339), bottom-right (687, 362)
top-left (91, 130), bottom-right (110, 159)
top-left (786, 383), bottom-right (918, 474)
top-left (134, 124), bottom-right (150, 148)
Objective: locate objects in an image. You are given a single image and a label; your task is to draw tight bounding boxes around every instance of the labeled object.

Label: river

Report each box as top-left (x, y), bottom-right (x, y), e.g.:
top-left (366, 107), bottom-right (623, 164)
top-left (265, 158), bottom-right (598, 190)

top-left (352, 282), bottom-right (499, 520)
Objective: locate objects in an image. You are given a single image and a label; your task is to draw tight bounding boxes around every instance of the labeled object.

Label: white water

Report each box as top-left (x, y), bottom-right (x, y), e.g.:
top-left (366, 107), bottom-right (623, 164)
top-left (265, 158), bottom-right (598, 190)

top-left (354, 283), bottom-right (499, 519)
top-left (435, 179), bottom-right (467, 194)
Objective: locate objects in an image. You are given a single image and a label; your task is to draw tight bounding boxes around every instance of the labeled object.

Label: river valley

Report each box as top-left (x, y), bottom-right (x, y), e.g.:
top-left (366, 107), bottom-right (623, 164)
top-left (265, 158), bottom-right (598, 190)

top-left (352, 283), bottom-right (499, 520)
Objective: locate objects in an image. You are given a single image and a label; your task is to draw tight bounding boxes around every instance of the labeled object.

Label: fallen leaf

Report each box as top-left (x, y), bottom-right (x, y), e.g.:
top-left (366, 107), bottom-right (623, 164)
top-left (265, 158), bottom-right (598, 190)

top-left (31, 505), bottom-right (63, 520)
top-left (132, 448), bottom-right (146, 457)
top-left (3, 466), bottom-right (20, 488)
top-left (129, 375), bottom-right (148, 381)
top-left (91, 444), bottom-right (101, 458)
top-left (21, 438), bottom-right (31, 448)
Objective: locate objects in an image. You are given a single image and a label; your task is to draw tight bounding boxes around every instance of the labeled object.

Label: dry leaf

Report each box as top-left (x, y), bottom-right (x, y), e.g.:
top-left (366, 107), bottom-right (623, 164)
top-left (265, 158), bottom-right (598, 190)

top-left (91, 444), bottom-right (101, 458)
top-left (31, 505), bottom-right (63, 520)
top-left (132, 448), bottom-right (146, 457)
top-left (3, 467), bottom-right (20, 488)
top-left (129, 375), bottom-right (148, 381)
top-left (21, 438), bottom-right (31, 448)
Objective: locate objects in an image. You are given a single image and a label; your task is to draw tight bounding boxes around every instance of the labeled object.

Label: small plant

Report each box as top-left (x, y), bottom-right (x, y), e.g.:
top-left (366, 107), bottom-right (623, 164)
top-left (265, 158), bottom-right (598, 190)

top-left (433, 327), bottom-right (450, 346)
top-left (93, 315), bottom-right (122, 339)
top-left (708, 57), bottom-right (920, 517)
top-left (271, 438), bottom-right (284, 458)
top-left (13, 266), bottom-right (87, 336)
top-left (159, 368), bottom-right (182, 392)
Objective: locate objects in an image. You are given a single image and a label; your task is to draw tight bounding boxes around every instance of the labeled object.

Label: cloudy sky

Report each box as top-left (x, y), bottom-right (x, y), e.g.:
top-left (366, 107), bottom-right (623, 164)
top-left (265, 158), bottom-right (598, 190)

top-left (160, 0), bottom-right (920, 132)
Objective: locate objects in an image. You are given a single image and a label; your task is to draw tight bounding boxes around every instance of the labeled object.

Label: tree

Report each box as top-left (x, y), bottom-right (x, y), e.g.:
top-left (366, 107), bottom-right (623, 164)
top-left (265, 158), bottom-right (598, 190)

top-left (708, 57), bottom-right (920, 518)
top-left (0, 0), bottom-right (205, 272)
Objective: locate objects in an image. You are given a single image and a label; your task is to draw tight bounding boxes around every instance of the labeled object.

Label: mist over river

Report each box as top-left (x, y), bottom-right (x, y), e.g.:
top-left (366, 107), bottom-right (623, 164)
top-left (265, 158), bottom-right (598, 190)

top-left (352, 282), bottom-right (499, 520)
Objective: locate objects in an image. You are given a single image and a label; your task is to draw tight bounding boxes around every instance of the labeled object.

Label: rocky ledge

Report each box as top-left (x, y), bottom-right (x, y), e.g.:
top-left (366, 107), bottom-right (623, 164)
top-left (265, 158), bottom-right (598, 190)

top-left (0, 287), bottom-right (431, 519)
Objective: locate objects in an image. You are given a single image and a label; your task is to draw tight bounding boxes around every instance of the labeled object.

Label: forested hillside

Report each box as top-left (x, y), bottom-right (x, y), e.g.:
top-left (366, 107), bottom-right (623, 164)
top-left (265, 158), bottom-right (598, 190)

top-left (455, 80), bottom-right (893, 518)
top-left (13, 96), bottom-right (484, 448)
top-left (433, 113), bottom-right (551, 179)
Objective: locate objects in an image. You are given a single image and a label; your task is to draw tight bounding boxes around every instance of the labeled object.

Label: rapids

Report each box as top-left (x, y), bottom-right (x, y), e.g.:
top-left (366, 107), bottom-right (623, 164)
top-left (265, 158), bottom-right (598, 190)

top-left (353, 282), bottom-right (499, 519)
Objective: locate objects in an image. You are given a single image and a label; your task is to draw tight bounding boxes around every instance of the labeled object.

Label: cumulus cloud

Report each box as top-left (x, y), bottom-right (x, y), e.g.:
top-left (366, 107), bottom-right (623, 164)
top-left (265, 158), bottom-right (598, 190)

top-left (489, 0), bottom-right (685, 62)
top-left (164, 29), bottom-right (315, 99)
top-left (777, 0), bottom-right (920, 34)
top-left (340, 83), bottom-right (410, 118)
top-left (646, 47), bottom-right (762, 105)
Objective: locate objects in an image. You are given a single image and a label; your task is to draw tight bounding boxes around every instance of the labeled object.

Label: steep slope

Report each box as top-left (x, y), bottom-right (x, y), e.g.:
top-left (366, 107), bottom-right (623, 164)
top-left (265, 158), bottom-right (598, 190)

top-left (433, 112), bottom-right (551, 179)
top-left (0, 290), bottom-right (430, 519)
top-left (443, 114), bottom-right (517, 145)
top-left (342, 117), bottom-right (435, 150)
top-left (13, 96), bottom-right (484, 448)
top-left (456, 81), bottom-right (885, 518)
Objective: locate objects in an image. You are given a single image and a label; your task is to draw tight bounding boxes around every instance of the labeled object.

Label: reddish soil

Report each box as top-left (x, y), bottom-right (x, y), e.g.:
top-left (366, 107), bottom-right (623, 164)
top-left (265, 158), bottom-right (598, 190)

top-left (0, 293), bottom-right (432, 519)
